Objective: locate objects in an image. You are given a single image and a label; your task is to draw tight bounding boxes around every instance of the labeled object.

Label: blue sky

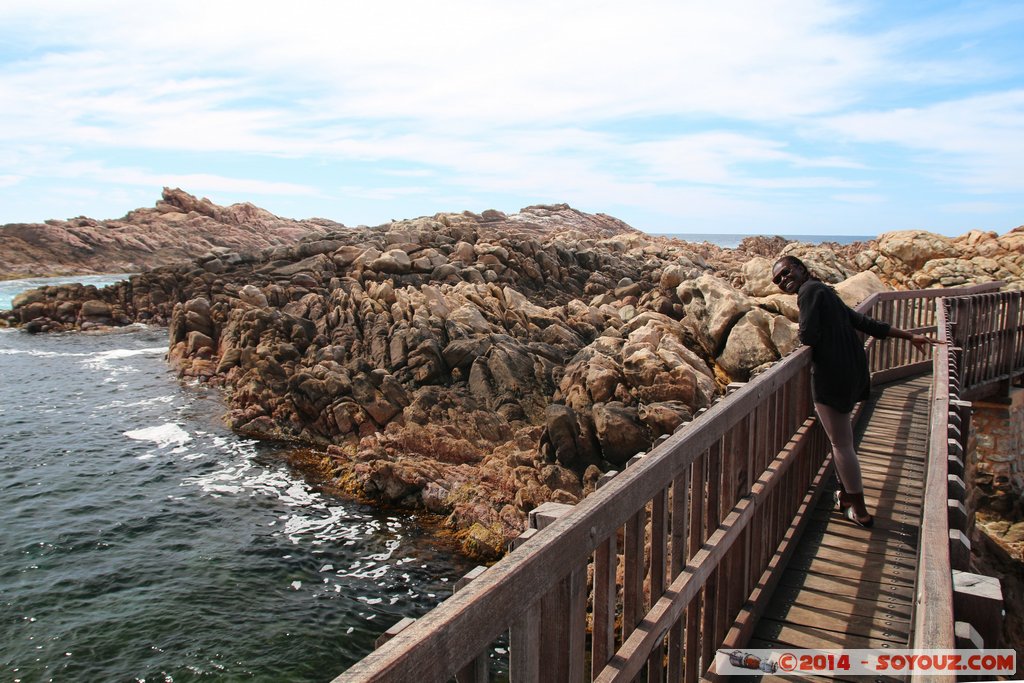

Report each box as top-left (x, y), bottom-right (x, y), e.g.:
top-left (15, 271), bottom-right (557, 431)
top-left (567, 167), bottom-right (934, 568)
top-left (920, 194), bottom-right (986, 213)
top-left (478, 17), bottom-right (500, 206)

top-left (1, 1), bottom-right (1022, 237)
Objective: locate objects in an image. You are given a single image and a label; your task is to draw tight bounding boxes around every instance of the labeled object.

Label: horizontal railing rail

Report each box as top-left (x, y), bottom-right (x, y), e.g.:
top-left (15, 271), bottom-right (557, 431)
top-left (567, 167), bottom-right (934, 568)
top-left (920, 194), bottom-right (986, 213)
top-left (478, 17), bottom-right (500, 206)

top-left (335, 282), bottom-right (1009, 683)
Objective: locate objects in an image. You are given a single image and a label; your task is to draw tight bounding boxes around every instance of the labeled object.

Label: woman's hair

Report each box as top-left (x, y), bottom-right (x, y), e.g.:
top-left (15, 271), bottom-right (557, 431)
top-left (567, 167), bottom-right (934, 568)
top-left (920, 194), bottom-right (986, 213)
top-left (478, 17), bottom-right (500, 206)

top-left (775, 254), bottom-right (808, 271)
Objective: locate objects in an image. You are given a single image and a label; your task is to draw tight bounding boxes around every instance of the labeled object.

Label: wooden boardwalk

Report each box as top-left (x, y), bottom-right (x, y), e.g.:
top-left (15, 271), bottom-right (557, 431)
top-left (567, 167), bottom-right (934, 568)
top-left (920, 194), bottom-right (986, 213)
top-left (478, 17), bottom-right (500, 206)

top-left (745, 374), bottom-right (932, 682)
top-left (338, 286), bottom-right (1021, 682)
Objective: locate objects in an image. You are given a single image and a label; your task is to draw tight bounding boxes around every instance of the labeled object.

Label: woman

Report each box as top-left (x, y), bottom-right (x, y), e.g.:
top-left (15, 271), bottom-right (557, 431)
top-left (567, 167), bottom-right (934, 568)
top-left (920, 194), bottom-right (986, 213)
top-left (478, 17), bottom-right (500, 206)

top-left (772, 255), bottom-right (940, 527)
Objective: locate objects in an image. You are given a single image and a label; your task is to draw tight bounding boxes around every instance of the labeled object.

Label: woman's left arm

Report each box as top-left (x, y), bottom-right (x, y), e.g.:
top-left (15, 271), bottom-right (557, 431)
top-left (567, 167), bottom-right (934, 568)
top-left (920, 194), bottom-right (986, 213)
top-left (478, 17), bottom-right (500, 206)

top-left (846, 299), bottom-right (942, 353)
top-left (886, 325), bottom-right (944, 354)
top-left (848, 308), bottom-right (891, 339)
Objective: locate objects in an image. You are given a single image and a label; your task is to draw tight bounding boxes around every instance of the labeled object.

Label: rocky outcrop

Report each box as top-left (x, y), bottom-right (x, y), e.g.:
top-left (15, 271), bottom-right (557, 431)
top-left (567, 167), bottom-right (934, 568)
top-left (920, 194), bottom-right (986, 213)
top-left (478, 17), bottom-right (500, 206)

top-left (5, 196), bottom-right (1023, 558)
top-left (0, 187), bottom-right (338, 279)
top-left (854, 227), bottom-right (1024, 290)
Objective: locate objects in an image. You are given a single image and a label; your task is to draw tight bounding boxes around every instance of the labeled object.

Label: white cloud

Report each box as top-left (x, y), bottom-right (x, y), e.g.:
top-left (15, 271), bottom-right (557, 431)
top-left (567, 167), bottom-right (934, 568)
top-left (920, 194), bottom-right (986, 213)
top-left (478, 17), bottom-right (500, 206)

top-left (941, 201), bottom-right (1011, 214)
top-left (0, 0), bottom-right (881, 137)
top-left (822, 90), bottom-right (1024, 192)
top-left (46, 160), bottom-right (317, 197)
top-left (338, 185), bottom-right (430, 201)
top-left (0, 0), bottom-right (1021, 232)
top-left (832, 193), bottom-right (885, 204)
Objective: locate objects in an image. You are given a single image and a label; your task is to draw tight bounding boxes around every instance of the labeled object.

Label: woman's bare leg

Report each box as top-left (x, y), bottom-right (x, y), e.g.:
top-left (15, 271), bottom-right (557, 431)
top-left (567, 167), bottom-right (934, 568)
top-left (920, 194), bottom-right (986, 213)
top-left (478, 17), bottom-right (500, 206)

top-left (814, 402), bottom-right (871, 522)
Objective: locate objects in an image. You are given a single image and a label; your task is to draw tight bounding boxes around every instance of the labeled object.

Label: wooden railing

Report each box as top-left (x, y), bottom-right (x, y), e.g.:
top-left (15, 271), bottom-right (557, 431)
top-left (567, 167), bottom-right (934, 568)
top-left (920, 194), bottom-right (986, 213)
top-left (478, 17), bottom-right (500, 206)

top-left (947, 291), bottom-right (1024, 400)
top-left (335, 283), bottom-right (1009, 683)
top-left (912, 287), bottom-right (1023, 669)
top-left (337, 345), bottom-right (824, 682)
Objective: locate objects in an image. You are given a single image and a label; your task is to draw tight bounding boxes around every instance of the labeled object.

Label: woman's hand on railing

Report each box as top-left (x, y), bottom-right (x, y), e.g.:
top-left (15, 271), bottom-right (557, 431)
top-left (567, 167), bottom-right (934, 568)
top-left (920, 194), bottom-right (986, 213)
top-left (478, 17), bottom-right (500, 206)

top-left (888, 326), bottom-right (944, 354)
top-left (909, 333), bottom-right (943, 354)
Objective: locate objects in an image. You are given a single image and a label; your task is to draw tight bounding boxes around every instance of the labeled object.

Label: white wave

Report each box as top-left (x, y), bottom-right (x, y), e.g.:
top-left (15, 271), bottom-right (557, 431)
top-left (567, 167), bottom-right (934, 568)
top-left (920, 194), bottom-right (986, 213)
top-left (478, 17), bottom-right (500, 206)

top-left (96, 394), bottom-right (176, 410)
top-left (124, 423), bottom-right (191, 448)
top-left (0, 348), bottom-right (91, 357)
top-left (82, 346), bottom-right (165, 370)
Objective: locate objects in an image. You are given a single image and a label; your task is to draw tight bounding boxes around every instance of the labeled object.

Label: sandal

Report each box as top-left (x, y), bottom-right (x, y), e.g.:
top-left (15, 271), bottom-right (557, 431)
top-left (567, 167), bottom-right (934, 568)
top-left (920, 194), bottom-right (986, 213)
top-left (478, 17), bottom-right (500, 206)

top-left (844, 505), bottom-right (874, 528)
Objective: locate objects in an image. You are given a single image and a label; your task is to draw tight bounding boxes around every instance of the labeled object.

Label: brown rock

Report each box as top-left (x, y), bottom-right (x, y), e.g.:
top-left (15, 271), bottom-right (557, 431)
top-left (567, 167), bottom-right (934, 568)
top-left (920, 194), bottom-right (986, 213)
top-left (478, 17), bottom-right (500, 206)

top-left (593, 401), bottom-right (650, 465)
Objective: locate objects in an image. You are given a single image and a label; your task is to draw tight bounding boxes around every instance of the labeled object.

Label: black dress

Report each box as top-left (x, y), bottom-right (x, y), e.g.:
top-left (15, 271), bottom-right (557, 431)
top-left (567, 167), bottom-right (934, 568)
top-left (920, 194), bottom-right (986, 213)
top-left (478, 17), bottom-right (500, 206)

top-left (798, 279), bottom-right (891, 413)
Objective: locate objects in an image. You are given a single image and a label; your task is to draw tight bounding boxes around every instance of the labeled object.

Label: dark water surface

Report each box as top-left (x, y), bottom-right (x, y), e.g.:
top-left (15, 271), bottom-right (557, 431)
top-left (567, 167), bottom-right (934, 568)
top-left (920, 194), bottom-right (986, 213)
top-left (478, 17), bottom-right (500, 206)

top-left (0, 321), bottom-right (476, 682)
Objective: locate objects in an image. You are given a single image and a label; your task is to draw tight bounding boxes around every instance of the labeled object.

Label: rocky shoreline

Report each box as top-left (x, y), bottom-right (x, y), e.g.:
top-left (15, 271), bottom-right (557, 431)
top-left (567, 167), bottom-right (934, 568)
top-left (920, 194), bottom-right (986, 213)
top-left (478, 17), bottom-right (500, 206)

top-left (4, 192), bottom-right (1023, 558)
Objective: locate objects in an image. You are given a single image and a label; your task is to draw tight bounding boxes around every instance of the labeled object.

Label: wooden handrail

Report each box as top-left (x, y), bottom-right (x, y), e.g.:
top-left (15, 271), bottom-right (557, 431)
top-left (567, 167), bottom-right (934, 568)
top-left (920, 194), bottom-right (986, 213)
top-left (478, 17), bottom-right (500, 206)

top-left (911, 286), bottom-right (1024, 665)
top-left (913, 296), bottom-right (957, 657)
top-left (336, 281), bottom-right (1015, 682)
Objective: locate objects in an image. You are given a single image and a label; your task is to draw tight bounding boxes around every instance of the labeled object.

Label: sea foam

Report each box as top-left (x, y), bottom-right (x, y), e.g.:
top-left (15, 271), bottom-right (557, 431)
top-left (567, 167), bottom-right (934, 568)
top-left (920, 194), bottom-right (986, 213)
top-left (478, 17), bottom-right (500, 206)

top-left (123, 423), bottom-right (191, 448)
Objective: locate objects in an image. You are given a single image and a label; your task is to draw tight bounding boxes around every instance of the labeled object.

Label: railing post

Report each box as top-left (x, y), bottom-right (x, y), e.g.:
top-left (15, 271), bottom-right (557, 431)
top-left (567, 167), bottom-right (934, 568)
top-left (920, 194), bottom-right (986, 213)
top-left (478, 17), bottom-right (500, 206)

top-left (375, 617), bottom-right (417, 650)
top-left (526, 502), bottom-right (586, 683)
top-left (1000, 293), bottom-right (1019, 395)
top-left (592, 472), bottom-right (619, 680)
top-left (952, 570), bottom-right (1004, 649)
top-left (454, 567), bottom-right (491, 683)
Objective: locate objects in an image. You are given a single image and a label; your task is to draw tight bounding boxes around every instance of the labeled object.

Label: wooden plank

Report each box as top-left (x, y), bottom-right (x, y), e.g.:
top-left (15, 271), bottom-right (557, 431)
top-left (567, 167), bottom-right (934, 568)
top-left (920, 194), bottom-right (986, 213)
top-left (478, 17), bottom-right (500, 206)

top-left (843, 459), bottom-right (925, 482)
top-left (648, 486), bottom-right (669, 679)
top-left (702, 440), bottom-right (723, 670)
top-left (721, 422), bottom-right (745, 648)
top-left (667, 470), bottom-right (689, 683)
top-left (510, 601), bottom-right (540, 683)
top-left (750, 623), bottom-right (905, 650)
top-left (852, 469), bottom-right (925, 489)
top-left (685, 450), bottom-right (706, 683)
top-left (798, 535), bottom-right (917, 569)
top-left (857, 436), bottom-right (929, 450)
top-left (912, 305), bottom-right (956, 652)
top-left (592, 535), bottom-right (617, 679)
top-left (770, 582), bottom-right (913, 621)
top-left (454, 567), bottom-right (490, 683)
top-left (623, 507), bottom-right (644, 644)
top-left (757, 674), bottom-right (902, 683)
top-left (758, 602), bottom-right (910, 642)
top-left (754, 665), bottom-right (906, 683)
top-left (540, 577), bottom-right (577, 682)
top-left (807, 514), bottom-right (920, 542)
top-left (773, 561), bottom-right (916, 603)
top-left (811, 533), bottom-right (916, 563)
top-left (783, 553), bottom-right (915, 587)
top-left (850, 458), bottom-right (925, 478)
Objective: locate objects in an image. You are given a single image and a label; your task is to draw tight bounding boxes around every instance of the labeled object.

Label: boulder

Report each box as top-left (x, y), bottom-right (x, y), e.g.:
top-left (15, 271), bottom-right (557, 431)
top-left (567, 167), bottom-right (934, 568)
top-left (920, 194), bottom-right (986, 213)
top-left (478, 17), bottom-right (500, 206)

top-left (238, 284), bottom-right (269, 308)
top-left (80, 299), bottom-right (112, 319)
top-left (592, 401), bottom-right (650, 465)
top-left (741, 256), bottom-right (778, 297)
top-left (717, 308), bottom-right (777, 380)
top-left (875, 230), bottom-right (959, 271)
top-left (835, 270), bottom-right (890, 308)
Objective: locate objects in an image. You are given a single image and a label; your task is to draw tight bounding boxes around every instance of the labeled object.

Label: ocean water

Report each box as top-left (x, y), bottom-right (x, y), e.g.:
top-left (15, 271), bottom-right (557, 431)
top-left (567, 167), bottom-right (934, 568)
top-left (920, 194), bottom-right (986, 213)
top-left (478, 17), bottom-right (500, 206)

top-left (0, 280), bottom-right (478, 682)
top-left (658, 233), bottom-right (874, 249)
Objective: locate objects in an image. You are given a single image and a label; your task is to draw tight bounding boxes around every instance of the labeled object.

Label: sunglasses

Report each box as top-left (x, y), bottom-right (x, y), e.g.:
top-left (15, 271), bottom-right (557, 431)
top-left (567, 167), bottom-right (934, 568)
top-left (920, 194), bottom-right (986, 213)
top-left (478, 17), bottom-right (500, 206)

top-left (772, 267), bottom-right (793, 285)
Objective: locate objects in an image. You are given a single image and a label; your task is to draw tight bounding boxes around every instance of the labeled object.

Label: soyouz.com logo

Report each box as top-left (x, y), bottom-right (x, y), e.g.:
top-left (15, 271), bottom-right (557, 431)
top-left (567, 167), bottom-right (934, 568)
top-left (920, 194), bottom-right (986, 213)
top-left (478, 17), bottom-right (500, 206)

top-left (715, 648), bottom-right (1017, 677)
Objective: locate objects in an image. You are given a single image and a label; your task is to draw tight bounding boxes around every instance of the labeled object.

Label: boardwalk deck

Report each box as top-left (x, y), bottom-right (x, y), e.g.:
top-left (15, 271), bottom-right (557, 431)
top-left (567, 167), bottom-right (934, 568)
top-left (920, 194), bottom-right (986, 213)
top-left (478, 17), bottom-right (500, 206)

top-left (743, 374), bottom-right (932, 683)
